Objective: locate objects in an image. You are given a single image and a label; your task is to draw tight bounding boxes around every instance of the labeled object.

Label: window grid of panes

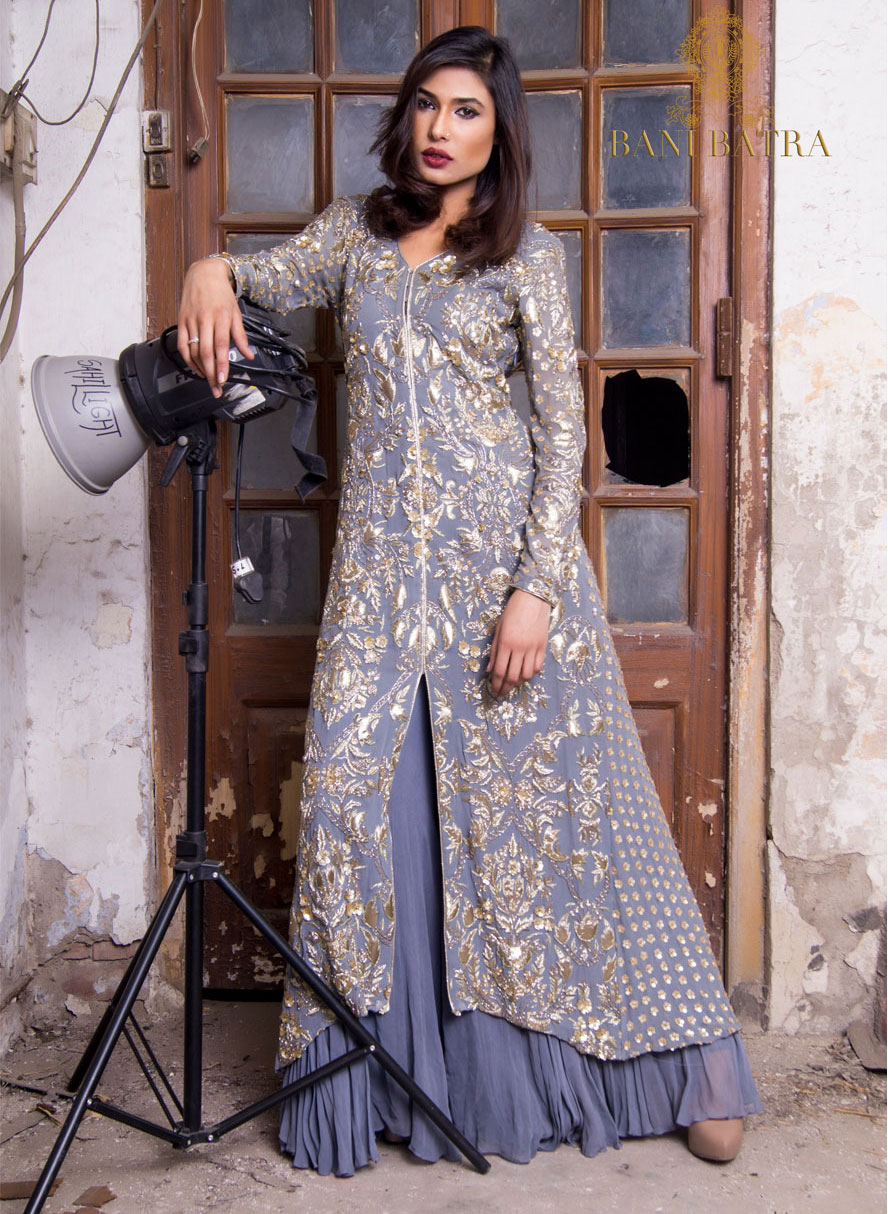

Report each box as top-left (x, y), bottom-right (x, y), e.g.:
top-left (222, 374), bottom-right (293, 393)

top-left (219, 0), bottom-right (700, 628)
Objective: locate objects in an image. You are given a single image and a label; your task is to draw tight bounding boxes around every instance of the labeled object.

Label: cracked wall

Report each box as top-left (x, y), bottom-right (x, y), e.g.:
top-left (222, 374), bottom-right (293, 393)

top-left (769, 0), bottom-right (887, 1032)
top-left (0, 1), bottom-right (151, 1044)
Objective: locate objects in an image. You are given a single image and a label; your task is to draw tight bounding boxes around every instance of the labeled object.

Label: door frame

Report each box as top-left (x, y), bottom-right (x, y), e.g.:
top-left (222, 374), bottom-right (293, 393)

top-left (141, 0), bottom-right (772, 1020)
top-left (724, 0), bottom-right (771, 1023)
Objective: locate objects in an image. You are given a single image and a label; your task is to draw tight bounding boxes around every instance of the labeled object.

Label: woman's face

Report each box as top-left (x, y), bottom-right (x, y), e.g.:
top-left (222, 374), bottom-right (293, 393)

top-left (411, 66), bottom-right (497, 199)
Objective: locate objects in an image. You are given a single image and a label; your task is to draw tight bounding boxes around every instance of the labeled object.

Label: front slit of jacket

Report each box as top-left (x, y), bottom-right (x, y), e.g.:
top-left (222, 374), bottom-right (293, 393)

top-left (400, 260), bottom-right (458, 1016)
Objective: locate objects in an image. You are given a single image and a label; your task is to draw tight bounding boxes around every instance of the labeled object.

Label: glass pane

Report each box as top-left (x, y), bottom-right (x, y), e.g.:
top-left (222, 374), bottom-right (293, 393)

top-left (528, 92), bottom-right (582, 212)
top-left (232, 511), bottom-right (320, 625)
top-left (601, 228), bottom-right (690, 347)
top-left (554, 229), bottom-right (582, 343)
top-left (602, 87), bottom-right (692, 208)
top-left (227, 233), bottom-right (316, 351)
top-left (495, 0), bottom-right (581, 70)
top-left (228, 392), bottom-right (319, 490)
top-left (600, 368), bottom-right (690, 487)
top-left (334, 0), bottom-right (419, 72)
top-left (603, 0), bottom-right (691, 66)
top-left (224, 0), bottom-right (313, 73)
top-left (332, 95), bottom-right (389, 198)
top-left (226, 96), bottom-right (314, 214)
top-left (604, 507), bottom-right (689, 624)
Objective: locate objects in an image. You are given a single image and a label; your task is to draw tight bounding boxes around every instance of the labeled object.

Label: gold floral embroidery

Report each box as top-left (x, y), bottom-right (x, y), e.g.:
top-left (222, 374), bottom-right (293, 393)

top-left (229, 197), bottom-right (740, 1067)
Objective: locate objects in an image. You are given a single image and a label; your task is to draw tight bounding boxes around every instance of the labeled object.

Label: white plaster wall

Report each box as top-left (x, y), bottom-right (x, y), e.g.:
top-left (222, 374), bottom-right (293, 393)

top-left (1, 0), bottom-right (150, 1042)
top-left (770, 0), bottom-right (887, 1031)
top-left (0, 2), bottom-right (31, 1050)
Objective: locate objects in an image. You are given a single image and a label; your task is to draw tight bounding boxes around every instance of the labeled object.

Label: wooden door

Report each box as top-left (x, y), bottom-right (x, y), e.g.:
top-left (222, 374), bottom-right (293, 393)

top-left (147, 0), bottom-right (732, 990)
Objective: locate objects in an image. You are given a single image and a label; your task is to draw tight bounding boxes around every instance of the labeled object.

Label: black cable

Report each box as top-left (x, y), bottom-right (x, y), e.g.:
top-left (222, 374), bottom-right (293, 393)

top-left (239, 312), bottom-right (305, 361)
top-left (234, 424), bottom-right (246, 562)
top-left (23, 0), bottom-right (101, 127)
top-left (230, 424), bottom-right (263, 603)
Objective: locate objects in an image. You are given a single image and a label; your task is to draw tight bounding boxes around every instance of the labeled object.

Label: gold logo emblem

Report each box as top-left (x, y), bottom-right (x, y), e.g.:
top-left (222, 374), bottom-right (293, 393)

top-left (668, 9), bottom-right (771, 130)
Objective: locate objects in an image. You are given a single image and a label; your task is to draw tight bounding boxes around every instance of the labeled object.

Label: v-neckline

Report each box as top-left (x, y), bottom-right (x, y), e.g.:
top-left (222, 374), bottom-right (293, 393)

top-left (394, 239), bottom-right (449, 272)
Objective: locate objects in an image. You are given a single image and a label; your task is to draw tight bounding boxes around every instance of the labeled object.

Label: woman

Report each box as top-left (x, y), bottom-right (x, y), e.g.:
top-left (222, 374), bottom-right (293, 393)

top-left (178, 26), bottom-right (761, 1178)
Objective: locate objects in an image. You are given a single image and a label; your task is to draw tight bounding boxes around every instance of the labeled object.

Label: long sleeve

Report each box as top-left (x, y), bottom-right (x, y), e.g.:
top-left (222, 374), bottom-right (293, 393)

top-left (217, 195), bottom-right (360, 314)
top-left (509, 231), bottom-right (587, 606)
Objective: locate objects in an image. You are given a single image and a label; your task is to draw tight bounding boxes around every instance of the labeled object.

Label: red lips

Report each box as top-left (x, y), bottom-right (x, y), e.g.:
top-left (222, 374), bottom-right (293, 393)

top-left (422, 147), bottom-right (452, 166)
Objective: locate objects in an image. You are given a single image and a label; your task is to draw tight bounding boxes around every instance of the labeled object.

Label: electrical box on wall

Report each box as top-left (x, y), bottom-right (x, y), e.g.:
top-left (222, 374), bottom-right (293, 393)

top-left (0, 90), bottom-right (38, 185)
top-left (142, 109), bottom-right (172, 189)
top-left (141, 109), bottom-right (171, 153)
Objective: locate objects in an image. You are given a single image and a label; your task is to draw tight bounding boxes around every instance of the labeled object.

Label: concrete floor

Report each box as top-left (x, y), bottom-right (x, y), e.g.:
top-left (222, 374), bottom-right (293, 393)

top-left (1, 1002), bottom-right (885, 1213)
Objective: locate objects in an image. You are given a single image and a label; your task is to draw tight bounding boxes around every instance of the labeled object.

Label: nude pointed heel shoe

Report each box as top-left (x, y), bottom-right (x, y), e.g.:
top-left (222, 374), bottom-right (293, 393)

top-left (687, 1117), bottom-right (744, 1161)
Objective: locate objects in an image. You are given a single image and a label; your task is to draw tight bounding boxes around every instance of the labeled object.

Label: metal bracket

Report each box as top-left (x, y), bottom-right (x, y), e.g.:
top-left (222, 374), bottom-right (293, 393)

top-left (716, 297), bottom-right (734, 378)
top-left (1, 89), bottom-right (38, 184)
top-left (178, 628), bottom-right (209, 673)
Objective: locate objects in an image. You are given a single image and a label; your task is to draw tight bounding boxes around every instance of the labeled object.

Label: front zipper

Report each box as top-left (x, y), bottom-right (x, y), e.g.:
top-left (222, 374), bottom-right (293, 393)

top-left (402, 265), bottom-right (428, 671)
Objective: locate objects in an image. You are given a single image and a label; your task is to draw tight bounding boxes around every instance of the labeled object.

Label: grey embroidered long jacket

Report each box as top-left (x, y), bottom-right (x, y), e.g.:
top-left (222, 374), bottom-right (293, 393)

top-left (223, 195), bottom-right (739, 1065)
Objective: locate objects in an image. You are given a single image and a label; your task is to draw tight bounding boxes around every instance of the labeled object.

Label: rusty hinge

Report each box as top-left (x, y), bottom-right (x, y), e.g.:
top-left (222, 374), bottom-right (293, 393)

top-left (716, 297), bottom-right (733, 378)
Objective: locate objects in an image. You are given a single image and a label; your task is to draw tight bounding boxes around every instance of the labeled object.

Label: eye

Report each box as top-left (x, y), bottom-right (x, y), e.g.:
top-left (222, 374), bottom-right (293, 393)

top-left (416, 96), bottom-right (435, 111)
top-left (456, 106), bottom-right (479, 119)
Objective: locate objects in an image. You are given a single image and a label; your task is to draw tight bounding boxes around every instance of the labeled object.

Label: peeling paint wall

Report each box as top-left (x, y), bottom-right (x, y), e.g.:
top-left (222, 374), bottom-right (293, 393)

top-left (770, 0), bottom-right (887, 1031)
top-left (0, 3), bottom-right (31, 1052)
top-left (0, 1), bottom-right (150, 1045)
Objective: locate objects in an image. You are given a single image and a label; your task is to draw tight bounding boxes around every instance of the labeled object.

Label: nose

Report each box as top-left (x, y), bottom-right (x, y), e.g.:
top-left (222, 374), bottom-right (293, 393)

top-left (428, 108), bottom-right (449, 141)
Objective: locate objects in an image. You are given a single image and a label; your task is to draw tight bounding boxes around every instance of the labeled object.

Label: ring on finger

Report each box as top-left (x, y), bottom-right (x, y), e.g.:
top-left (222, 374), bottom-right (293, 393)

top-left (187, 337), bottom-right (200, 346)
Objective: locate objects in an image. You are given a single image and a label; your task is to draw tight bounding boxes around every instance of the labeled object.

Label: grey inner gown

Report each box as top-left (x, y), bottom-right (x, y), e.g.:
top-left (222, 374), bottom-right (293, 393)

top-left (278, 673), bottom-right (761, 1177)
top-left (218, 195), bottom-right (763, 1175)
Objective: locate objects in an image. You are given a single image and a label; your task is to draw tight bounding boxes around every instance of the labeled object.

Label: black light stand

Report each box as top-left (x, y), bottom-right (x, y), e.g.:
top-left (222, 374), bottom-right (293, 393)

top-left (24, 422), bottom-right (489, 1213)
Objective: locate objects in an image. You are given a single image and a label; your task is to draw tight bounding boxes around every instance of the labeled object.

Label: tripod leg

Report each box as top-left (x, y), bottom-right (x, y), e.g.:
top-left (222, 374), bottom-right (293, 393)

top-left (67, 923), bottom-right (163, 1093)
top-left (213, 871), bottom-right (490, 1175)
top-left (183, 876), bottom-right (204, 1129)
top-left (24, 872), bottom-right (189, 1214)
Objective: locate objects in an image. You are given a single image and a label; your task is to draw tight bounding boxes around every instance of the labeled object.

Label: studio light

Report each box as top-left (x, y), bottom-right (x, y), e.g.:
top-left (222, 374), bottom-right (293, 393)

top-left (30, 301), bottom-right (324, 496)
top-left (23, 304), bottom-right (486, 1214)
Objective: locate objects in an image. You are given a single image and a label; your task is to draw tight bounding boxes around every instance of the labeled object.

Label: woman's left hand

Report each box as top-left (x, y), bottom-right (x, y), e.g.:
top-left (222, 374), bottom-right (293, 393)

top-left (486, 588), bottom-right (551, 699)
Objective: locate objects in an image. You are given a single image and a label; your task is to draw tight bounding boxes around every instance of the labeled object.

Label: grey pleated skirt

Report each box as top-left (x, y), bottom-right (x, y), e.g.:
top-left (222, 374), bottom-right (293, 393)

top-left (279, 675), bottom-right (762, 1177)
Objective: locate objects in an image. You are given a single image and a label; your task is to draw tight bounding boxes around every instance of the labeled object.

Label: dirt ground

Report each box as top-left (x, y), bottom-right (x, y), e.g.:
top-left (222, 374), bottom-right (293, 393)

top-left (1, 1002), bottom-right (885, 1214)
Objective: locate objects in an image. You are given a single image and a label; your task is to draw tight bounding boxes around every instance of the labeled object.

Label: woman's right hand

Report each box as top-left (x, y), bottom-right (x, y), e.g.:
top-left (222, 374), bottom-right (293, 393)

top-left (177, 258), bottom-right (253, 398)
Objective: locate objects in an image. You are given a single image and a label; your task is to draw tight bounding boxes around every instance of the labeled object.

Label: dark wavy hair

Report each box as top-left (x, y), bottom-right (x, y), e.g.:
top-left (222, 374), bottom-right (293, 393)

top-left (364, 26), bottom-right (531, 271)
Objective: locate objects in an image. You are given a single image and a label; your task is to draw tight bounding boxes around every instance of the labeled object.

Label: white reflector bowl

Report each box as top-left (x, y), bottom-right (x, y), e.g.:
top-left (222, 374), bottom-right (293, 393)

top-left (31, 354), bottom-right (150, 495)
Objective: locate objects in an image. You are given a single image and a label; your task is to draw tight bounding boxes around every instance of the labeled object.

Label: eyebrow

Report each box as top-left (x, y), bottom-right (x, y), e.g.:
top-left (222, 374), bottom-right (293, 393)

top-left (417, 86), bottom-right (486, 108)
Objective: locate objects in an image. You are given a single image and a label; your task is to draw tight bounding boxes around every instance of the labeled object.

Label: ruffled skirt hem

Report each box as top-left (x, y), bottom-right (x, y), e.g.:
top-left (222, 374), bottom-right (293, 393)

top-left (278, 1018), bottom-right (761, 1177)
top-left (277, 675), bottom-right (761, 1178)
